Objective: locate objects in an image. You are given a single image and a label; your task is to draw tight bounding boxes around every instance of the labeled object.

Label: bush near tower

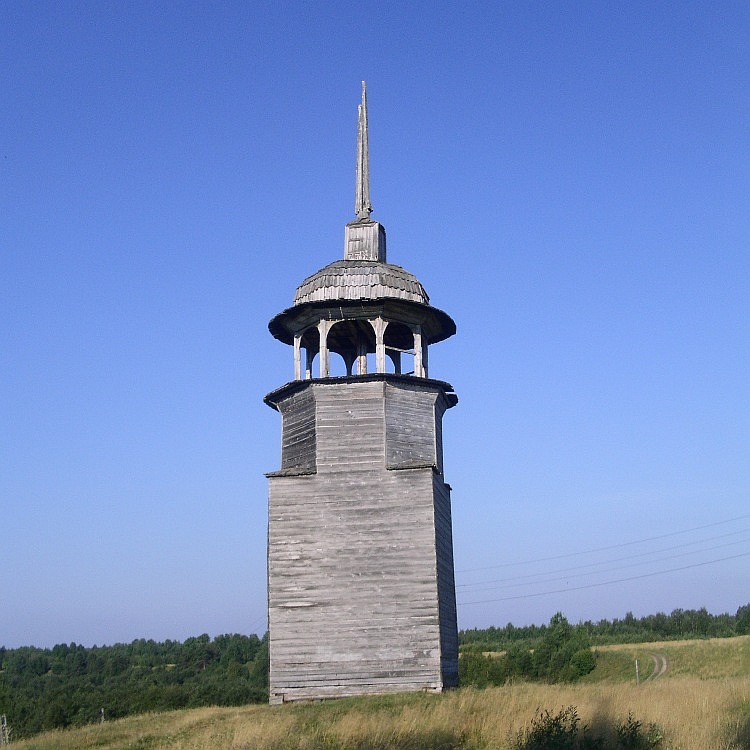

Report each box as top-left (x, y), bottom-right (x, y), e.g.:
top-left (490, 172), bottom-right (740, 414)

top-left (460, 613), bottom-right (596, 687)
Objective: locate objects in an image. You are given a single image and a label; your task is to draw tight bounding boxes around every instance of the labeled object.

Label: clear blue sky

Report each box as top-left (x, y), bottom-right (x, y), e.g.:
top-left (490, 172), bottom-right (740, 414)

top-left (2, 1), bottom-right (748, 649)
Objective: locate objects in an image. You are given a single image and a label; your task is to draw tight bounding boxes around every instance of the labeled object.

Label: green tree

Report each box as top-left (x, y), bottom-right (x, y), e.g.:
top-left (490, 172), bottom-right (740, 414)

top-left (459, 651), bottom-right (508, 687)
top-left (532, 613), bottom-right (596, 682)
top-left (736, 604), bottom-right (750, 635)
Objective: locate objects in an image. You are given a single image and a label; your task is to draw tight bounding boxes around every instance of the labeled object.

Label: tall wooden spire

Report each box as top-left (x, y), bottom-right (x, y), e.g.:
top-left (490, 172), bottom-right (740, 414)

top-left (355, 81), bottom-right (372, 220)
top-left (345, 81), bottom-right (386, 261)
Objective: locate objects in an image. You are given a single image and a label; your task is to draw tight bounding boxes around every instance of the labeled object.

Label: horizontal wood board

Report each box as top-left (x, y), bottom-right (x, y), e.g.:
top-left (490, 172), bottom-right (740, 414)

top-left (267, 378), bottom-right (457, 703)
top-left (279, 387), bottom-right (317, 471)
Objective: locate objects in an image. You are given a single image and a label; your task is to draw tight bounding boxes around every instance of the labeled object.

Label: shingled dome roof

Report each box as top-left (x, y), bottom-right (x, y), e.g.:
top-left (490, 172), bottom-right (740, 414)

top-left (294, 260), bottom-right (430, 306)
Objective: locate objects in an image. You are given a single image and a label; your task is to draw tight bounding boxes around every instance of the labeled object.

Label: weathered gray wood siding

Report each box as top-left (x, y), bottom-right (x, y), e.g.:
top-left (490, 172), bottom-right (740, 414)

top-left (433, 395), bottom-right (447, 476)
top-left (384, 381), bottom-right (437, 469)
top-left (432, 475), bottom-right (458, 686)
top-left (278, 388), bottom-right (317, 472)
top-left (267, 376), bottom-right (457, 704)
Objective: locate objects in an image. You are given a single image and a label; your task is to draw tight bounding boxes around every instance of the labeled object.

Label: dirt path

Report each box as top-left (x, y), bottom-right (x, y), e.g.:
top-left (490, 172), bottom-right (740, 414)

top-left (644, 653), bottom-right (668, 681)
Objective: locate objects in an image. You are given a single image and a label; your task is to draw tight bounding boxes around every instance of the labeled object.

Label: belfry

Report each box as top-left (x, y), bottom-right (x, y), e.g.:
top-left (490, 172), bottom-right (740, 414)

top-left (264, 83), bottom-right (458, 703)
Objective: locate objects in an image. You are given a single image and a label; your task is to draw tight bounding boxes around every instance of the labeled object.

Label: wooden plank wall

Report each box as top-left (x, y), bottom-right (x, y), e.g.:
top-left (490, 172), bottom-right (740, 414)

top-left (278, 388), bottom-right (317, 472)
top-left (267, 378), bottom-right (457, 703)
top-left (384, 380), bottom-right (438, 469)
top-left (433, 475), bottom-right (459, 686)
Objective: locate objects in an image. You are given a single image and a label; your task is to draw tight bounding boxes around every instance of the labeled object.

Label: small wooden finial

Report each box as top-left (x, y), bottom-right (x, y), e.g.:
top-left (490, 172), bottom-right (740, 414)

top-left (355, 81), bottom-right (372, 220)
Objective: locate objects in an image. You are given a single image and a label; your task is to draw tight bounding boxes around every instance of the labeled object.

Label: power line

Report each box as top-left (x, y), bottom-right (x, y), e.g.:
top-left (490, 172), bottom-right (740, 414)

top-left (456, 529), bottom-right (750, 588)
top-left (456, 513), bottom-right (750, 573)
top-left (457, 536), bottom-right (750, 593)
top-left (458, 551), bottom-right (750, 606)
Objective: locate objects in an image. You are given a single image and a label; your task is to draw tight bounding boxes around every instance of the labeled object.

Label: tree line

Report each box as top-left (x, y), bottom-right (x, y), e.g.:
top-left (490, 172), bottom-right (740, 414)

top-left (459, 603), bottom-right (750, 652)
top-left (0, 633), bottom-right (268, 739)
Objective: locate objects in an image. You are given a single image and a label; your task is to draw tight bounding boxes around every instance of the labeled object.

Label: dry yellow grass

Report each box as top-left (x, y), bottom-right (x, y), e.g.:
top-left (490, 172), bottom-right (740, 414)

top-left (10, 636), bottom-right (750, 749)
top-left (12, 674), bottom-right (750, 750)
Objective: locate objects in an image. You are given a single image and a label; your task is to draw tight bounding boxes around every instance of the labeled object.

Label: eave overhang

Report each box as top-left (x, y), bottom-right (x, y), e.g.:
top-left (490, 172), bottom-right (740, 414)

top-left (263, 372), bottom-right (458, 411)
top-left (268, 298), bottom-right (456, 346)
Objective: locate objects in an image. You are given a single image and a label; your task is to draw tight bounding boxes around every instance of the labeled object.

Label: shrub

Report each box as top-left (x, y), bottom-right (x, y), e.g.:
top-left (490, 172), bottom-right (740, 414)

top-left (458, 651), bottom-right (508, 688)
top-left (615, 712), bottom-right (663, 749)
top-left (512, 706), bottom-right (602, 750)
top-left (512, 706), bottom-right (663, 750)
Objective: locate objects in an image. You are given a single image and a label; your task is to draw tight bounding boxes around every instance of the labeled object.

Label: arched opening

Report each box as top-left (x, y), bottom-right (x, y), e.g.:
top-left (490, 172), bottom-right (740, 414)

top-left (303, 347), bottom-right (349, 378)
top-left (327, 319), bottom-right (375, 376)
top-left (327, 351), bottom-right (349, 377)
top-left (383, 322), bottom-right (416, 376)
top-left (300, 326), bottom-right (320, 380)
top-left (361, 352), bottom-right (378, 375)
top-left (291, 317), bottom-right (433, 379)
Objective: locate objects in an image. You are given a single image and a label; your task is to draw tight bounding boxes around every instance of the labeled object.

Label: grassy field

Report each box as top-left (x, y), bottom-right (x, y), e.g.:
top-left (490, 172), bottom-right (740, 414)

top-left (585, 633), bottom-right (750, 682)
top-left (11, 636), bottom-right (750, 750)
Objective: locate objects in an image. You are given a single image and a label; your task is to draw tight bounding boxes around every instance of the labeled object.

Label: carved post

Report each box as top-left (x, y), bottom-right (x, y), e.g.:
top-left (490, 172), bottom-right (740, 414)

top-left (318, 320), bottom-right (332, 378)
top-left (343, 351), bottom-right (356, 376)
top-left (356, 341), bottom-right (368, 375)
top-left (388, 349), bottom-right (402, 374)
top-left (413, 325), bottom-right (424, 377)
top-left (294, 333), bottom-right (302, 381)
top-left (370, 318), bottom-right (388, 373)
top-left (305, 347), bottom-right (314, 379)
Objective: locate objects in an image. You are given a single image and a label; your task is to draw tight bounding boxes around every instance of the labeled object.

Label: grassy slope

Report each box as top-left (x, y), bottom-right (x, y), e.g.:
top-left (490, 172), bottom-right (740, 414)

top-left (11, 636), bottom-right (750, 750)
top-left (584, 633), bottom-right (750, 682)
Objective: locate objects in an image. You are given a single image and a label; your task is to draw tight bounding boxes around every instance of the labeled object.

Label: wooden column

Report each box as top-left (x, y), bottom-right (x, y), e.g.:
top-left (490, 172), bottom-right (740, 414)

top-left (318, 320), bottom-right (332, 378)
top-left (356, 341), bottom-right (368, 375)
top-left (389, 349), bottom-right (402, 375)
top-left (305, 347), bottom-right (314, 379)
top-left (413, 325), bottom-right (424, 378)
top-left (370, 318), bottom-right (388, 373)
top-left (294, 334), bottom-right (302, 380)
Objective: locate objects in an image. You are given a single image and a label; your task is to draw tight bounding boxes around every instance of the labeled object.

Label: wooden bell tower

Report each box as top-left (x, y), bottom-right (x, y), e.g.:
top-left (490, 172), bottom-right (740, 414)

top-left (264, 83), bottom-right (458, 704)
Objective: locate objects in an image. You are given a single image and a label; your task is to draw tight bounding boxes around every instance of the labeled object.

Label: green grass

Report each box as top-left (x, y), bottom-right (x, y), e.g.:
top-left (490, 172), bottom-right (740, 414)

top-left (584, 635), bottom-right (750, 682)
top-left (9, 636), bottom-right (750, 750)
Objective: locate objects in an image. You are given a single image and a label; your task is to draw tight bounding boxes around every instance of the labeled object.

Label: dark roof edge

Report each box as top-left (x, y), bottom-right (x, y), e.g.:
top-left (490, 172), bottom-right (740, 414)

top-left (264, 373), bottom-right (458, 410)
top-left (268, 298), bottom-right (456, 346)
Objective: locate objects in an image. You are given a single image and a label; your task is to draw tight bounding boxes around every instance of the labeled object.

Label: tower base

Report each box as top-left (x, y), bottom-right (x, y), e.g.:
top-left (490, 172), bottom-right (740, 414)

top-left (265, 375), bottom-right (458, 703)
